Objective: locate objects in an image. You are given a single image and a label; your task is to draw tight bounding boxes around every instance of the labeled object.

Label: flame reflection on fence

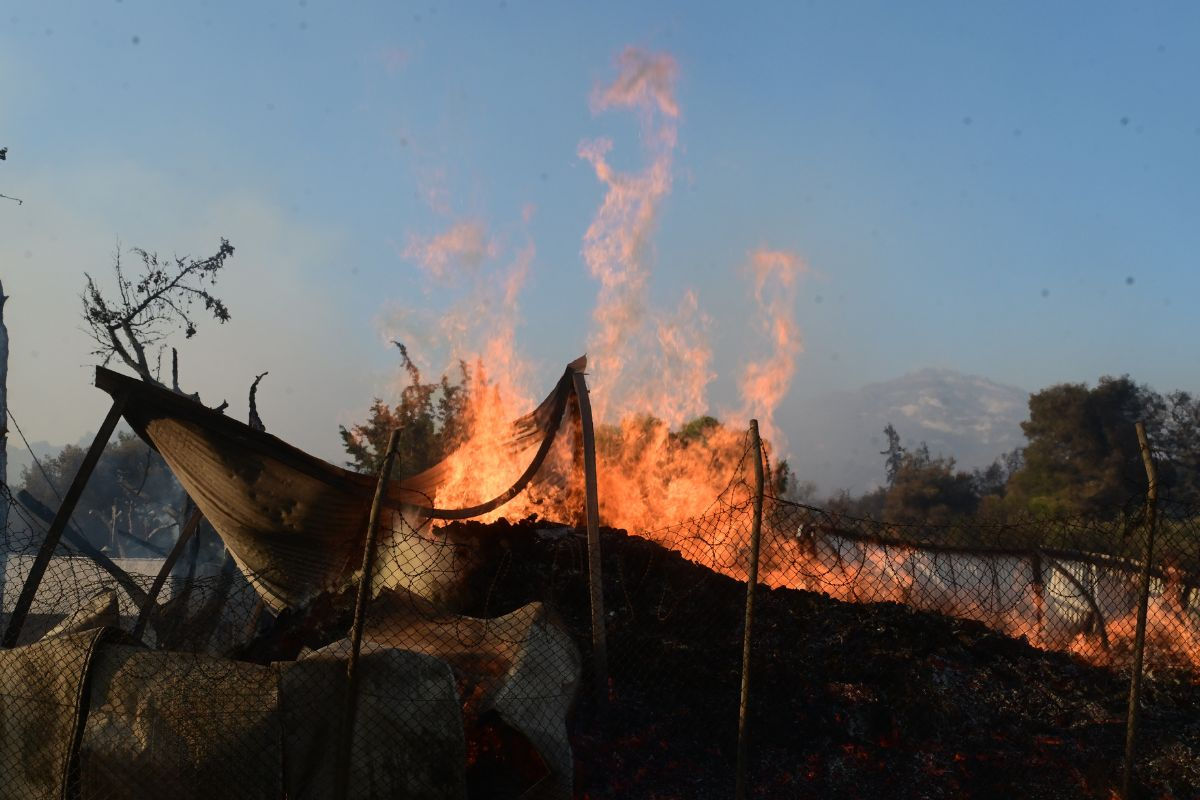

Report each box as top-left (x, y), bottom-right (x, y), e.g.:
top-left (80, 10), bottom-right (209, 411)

top-left (643, 492), bottom-right (1200, 671)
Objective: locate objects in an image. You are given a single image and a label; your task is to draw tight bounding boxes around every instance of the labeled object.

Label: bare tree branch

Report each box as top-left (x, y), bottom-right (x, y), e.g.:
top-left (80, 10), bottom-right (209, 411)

top-left (81, 239), bottom-right (234, 396)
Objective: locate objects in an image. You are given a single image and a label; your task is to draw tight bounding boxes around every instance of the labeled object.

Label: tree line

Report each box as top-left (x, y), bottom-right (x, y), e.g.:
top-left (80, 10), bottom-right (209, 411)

top-left (816, 376), bottom-right (1200, 524)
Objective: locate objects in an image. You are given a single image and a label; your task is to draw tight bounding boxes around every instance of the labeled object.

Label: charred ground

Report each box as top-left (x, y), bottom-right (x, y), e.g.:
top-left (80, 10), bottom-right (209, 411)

top-left (455, 519), bottom-right (1199, 799)
top-left (243, 517), bottom-right (1200, 799)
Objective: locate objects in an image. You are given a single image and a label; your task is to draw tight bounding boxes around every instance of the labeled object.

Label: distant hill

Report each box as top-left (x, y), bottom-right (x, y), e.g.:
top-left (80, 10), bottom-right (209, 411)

top-left (788, 368), bottom-right (1030, 496)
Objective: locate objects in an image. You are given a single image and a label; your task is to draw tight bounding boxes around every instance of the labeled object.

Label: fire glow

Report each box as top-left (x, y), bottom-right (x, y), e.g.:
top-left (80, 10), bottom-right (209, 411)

top-left (387, 46), bottom-right (1200, 670)
top-left (388, 46), bottom-right (803, 536)
top-left (768, 524), bottom-right (1200, 671)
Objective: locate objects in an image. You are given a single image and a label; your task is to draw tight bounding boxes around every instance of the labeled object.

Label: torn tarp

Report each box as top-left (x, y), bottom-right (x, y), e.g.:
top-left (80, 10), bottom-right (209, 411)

top-left (95, 359), bottom-right (582, 613)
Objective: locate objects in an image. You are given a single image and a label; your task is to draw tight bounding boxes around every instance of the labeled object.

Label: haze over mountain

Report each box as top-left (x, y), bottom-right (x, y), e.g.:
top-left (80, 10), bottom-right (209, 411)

top-left (788, 368), bottom-right (1030, 496)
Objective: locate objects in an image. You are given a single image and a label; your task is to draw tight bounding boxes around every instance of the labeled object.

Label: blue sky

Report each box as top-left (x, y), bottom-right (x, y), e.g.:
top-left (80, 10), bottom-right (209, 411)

top-left (2, 1), bottom-right (1198, 472)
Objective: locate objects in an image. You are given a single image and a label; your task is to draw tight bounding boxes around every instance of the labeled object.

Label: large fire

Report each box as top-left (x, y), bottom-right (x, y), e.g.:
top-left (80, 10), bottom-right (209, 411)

top-left (386, 45), bottom-right (1200, 670)
top-left (388, 46), bottom-right (802, 536)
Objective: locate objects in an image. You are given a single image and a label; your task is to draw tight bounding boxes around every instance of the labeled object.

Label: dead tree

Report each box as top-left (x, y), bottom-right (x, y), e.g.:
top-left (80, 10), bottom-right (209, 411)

top-left (81, 240), bottom-right (234, 393)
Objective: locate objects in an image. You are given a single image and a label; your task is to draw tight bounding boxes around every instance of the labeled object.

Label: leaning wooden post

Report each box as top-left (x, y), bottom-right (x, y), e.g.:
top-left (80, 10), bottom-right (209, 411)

top-left (334, 428), bottom-right (401, 800)
top-left (1122, 422), bottom-right (1159, 799)
top-left (571, 367), bottom-right (608, 706)
top-left (131, 504), bottom-right (205, 641)
top-left (2, 393), bottom-right (128, 648)
top-left (735, 420), bottom-right (765, 800)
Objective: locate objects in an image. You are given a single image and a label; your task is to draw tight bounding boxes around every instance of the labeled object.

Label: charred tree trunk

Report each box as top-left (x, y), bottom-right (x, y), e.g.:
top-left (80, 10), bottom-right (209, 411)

top-left (0, 281), bottom-right (8, 538)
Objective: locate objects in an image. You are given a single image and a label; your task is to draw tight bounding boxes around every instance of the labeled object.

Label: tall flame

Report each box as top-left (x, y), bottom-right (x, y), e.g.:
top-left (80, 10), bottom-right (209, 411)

top-left (402, 220), bottom-right (496, 283)
top-left (579, 48), bottom-right (697, 425)
top-left (737, 248), bottom-right (807, 452)
top-left (374, 46), bottom-right (1200, 672)
top-left (387, 216), bottom-right (537, 518)
top-left (384, 46), bottom-right (802, 536)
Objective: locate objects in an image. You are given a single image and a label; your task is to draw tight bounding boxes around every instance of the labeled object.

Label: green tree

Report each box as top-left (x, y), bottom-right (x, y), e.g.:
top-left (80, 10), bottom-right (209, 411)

top-left (20, 432), bottom-right (186, 556)
top-left (339, 343), bottom-right (472, 477)
top-left (1160, 390), bottom-right (1200, 506)
top-left (1004, 376), bottom-right (1164, 517)
top-left (675, 415), bottom-right (720, 445)
top-left (881, 441), bottom-right (979, 525)
top-left (971, 449), bottom-right (1023, 499)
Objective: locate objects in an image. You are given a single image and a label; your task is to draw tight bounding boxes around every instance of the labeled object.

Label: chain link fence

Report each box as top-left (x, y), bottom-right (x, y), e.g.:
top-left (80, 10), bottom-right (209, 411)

top-left (1, 423), bottom-right (1198, 797)
top-left (760, 497), bottom-right (1200, 671)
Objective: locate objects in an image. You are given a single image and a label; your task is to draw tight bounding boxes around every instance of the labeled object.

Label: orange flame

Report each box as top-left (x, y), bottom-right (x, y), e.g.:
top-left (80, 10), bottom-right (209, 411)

top-left (402, 220), bottom-right (496, 283)
top-left (579, 48), bottom-right (686, 425)
top-left (379, 46), bottom-right (1200, 674)
top-left (387, 47), bottom-right (801, 537)
top-left (737, 249), bottom-right (806, 452)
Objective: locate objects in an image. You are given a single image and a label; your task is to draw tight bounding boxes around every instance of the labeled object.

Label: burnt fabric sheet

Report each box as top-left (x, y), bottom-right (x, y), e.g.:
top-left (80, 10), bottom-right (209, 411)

top-left (285, 645), bottom-right (467, 799)
top-left (96, 360), bottom-right (580, 612)
top-left (363, 597), bottom-right (579, 800)
top-left (0, 628), bottom-right (107, 800)
top-left (78, 645), bottom-right (282, 800)
top-left (1, 625), bottom-right (468, 800)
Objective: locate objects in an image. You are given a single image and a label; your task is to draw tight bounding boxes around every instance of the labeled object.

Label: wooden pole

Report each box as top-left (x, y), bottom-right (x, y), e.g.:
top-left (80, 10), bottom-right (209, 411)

top-left (131, 504), bottom-right (205, 641)
top-left (1122, 421), bottom-right (1158, 800)
top-left (735, 420), bottom-right (765, 800)
top-left (1, 284), bottom-right (10, 548)
top-left (334, 427), bottom-right (401, 800)
top-left (1030, 552), bottom-right (1045, 645)
top-left (572, 368), bottom-right (609, 706)
top-left (3, 394), bottom-right (127, 648)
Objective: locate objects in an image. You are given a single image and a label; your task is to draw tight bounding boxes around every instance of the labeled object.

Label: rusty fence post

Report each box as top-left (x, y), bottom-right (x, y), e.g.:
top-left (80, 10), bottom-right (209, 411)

top-left (3, 393), bottom-right (128, 648)
top-left (1030, 552), bottom-right (1045, 645)
top-left (572, 368), bottom-right (609, 706)
top-left (334, 427), bottom-right (401, 800)
top-left (735, 420), bottom-right (765, 800)
top-left (1122, 420), bottom-right (1159, 800)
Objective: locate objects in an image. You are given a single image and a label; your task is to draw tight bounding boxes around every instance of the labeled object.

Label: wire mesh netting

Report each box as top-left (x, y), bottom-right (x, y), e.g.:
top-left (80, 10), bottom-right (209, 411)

top-left (762, 498), bottom-right (1200, 670)
top-left (1, 422), bottom-right (1198, 798)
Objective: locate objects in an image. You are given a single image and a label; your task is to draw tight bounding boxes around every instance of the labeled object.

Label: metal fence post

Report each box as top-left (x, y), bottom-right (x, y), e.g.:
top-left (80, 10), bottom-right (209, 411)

top-left (1030, 552), bottom-right (1045, 644)
top-left (334, 427), bottom-right (401, 800)
top-left (735, 420), bottom-right (765, 800)
top-left (2, 393), bottom-right (127, 648)
top-left (571, 368), bottom-right (609, 706)
top-left (1122, 420), bottom-right (1158, 800)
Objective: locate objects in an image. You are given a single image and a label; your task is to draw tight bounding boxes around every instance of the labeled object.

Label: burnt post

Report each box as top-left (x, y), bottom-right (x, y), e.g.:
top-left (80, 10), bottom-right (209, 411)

top-left (1122, 421), bottom-right (1159, 800)
top-left (131, 504), bottom-right (205, 641)
top-left (334, 427), bottom-right (401, 800)
top-left (735, 419), bottom-right (765, 800)
top-left (2, 393), bottom-right (128, 648)
top-left (1030, 552), bottom-right (1045, 644)
top-left (572, 367), bottom-right (609, 706)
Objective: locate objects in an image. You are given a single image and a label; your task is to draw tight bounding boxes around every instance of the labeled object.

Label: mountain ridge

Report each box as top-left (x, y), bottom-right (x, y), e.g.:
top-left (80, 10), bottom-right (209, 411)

top-left (788, 368), bottom-right (1030, 495)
